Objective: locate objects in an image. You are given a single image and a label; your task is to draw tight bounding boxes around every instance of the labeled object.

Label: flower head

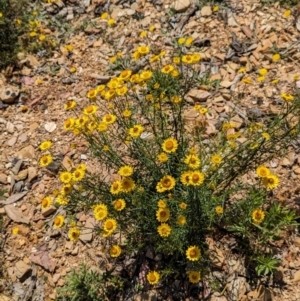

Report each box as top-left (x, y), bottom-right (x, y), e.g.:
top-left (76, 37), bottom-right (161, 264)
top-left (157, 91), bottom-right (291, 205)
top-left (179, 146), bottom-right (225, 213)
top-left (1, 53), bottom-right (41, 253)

top-left (177, 215), bottom-right (186, 225)
top-left (186, 246), bottom-right (201, 261)
top-left (39, 154), bottom-right (53, 167)
top-left (157, 223), bottom-right (171, 237)
top-left (189, 171), bottom-right (205, 186)
top-left (59, 171), bottom-right (72, 184)
top-left (157, 152), bottom-right (168, 163)
top-left (39, 140), bottom-right (52, 151)
top-left (53, 215), bottom-right (64, 228)
top-left (113, 199), bottom-right (126, 211)
top-left (256, 166), bottom-right (270, 178)
top-left (41, 196), bottom-right (52, 209)
top-left (103, 218), bottom-right (117, 233)
top-left (156, 175), bottom-right (176, 192)
top-left (110, 245), bottom-right (122, 257)
top-left (215, 206), bottom-right (223, 215)
top-left (162, 138), bottom-right (178, 153)
top-left (184, 154), bottom-right (200, 169)
top-left (137, 45), bottom-right (150, 55)
top-left (147, 271), bottom-right (160, 285)
top-left (118, 165), bottom-right (133, 177)
top-left (110, 180), bottom-right (122, 194)
top-left (156, 208), bottom-right (170, 222)
top-left (128, 125), bottom-right (144, 138)
top-left (68, 227), bottom-right (80, 241)
top-left (121, 178), bottom-right (135, 193)
top-left (272, 54), bottom-right (280, 62)
top-left (93, 204), bottom-right (108, 221)
top-left (252, 208), bottom-right (265, 224)
top-left (263, 174), bottom-right (279, 189)
top-left (211, 154), bottom-right (222, 165)
top-left (83, 105), bottom-right (98, 115)
top-left (72, 169), bottom-right (85, 182)
top-left (188, 271), bottom-right (201, 283)
top-left (157, 199), bottom-right (167, 208)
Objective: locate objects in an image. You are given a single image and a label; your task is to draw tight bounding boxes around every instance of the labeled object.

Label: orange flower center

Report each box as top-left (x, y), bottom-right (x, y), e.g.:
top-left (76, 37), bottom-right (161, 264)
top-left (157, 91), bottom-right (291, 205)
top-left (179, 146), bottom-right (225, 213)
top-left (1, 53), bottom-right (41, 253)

top-left (115, 201), bottom-right (121, 208)
top-left (165, 141), bottom-right (174, 149)
top-left (160, 211), bottom-right (166, 217)
top-left (106, 221), bottom-right (113, 229)
top-left (268, 178), bottom-right (274, 184)
top-left (75, 171), bottom-right (80, 177)
top-left (149, 274), bottom-right (156, 282)
top-left (163, 179), bottom-right (171, 187)
top-left (113, 183), bottom-right (119, 189)
top-left (111, 248), bottom-right (117, 254)
top-left (42, 199), bottom-right (48, 207)
top-left (192, 174), bottom-right (199, 181)
top-left (190, 250), bottom-right (196, 257)
top-left (105, 115), bottom-right (112, 122)
top-left (54, 217), bottom-right (60, 225)
top-left (86, 106), bottom-right (93, 113)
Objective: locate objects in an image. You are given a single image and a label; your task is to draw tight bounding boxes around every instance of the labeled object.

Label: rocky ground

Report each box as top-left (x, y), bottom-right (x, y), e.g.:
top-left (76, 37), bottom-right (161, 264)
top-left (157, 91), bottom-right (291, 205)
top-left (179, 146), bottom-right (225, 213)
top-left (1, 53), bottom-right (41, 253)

top-left (1, 0), bottom-right (300, 300)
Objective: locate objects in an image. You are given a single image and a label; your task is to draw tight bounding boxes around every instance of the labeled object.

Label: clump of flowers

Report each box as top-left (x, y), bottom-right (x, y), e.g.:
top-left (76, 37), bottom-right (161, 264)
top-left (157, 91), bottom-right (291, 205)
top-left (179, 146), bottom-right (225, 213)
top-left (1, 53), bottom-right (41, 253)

top-left (43, 37), bottom-right (300, 293)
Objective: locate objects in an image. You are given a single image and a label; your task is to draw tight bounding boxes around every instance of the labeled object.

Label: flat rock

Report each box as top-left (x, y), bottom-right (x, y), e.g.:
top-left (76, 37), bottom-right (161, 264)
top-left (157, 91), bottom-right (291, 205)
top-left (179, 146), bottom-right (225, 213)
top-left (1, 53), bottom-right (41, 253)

top-left (79, 217), bottom-right (95, 242)
top-left (0, 85), bottom-right (20, 104)
top-left (7, 136), bottom-right (17, 146)
top-left (173, 0), bottom-right (190, 12)
top-left (15, 169), bottom-right (28, 181)
top-left (0, 173), bottom-right (7, 184)
top-left (201, 6), bottom-right (212, 16)
top-left (185, 89), bottom-right (211, 102)
top-left (27, 166), bottom-right (37, 182)
top-left (15, 261), bottom-right (32, 280)
top-left (42, 206), bottom-right (57, 217)
top-left (16, 145), bottom-right (35, 159)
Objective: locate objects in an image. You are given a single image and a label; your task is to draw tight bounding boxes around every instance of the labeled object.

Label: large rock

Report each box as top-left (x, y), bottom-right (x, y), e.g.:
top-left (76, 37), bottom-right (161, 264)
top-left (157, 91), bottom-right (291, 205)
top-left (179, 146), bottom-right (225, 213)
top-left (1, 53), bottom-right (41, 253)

top-left (0, 85), bottom-right (20, 104)
top-left (15, 261), bottom-right (32, 280)
top-left (15, 145), bottom-right (35, 159)
top-left (173, 0), bottom-right (190, 12)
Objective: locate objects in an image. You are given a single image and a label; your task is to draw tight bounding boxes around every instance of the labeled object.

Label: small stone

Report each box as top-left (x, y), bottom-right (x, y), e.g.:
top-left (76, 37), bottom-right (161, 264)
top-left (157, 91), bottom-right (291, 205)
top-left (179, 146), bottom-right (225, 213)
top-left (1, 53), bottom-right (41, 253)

top-left (15, 261), bottom-right (32, 280)
top-left (27, 166), bottom-right (37, 182)
top-left (292, 270), bottom-right (300, 282)
top-left (44, 122), bottom-right (57, 133)
top-left (53, 273), bottom-right (61, 284)
top-left (201, 6), bottom-right (212, 16)
top-left (15, 169), bottom-right (28, 181)
top-left (294, 237), bottom-right (300, 247)
top-left (79, 217), bottom-right (95, 242)
top-left (0, 174), bottom-right (6, 184)
top-left (42, 206), bottom-right (57, 217)
top-left (220, 80), bottom-right (233, 88)
top-left (16, 145), bottom-right (35, 159)
top-left (29, 122), bottom-right (39, 132)
top-left (185, 89), bottom-right (211, 102)
top-left (7, 136), bottom-right (17, 146)
top-left (71, 246), bottom-right (79, 255)
top-left (281, 158), bottom-right (291, 167)
top-left (173, 0), bottom-right (190, 12)
top-left (12, 160), bottom-right (23, 174)
top-left (6, 121), bottom-right (15, 133)
top-left (18, 133), bottom-right (28, 143)
top-left (0, 86), bottom-right (20, 104)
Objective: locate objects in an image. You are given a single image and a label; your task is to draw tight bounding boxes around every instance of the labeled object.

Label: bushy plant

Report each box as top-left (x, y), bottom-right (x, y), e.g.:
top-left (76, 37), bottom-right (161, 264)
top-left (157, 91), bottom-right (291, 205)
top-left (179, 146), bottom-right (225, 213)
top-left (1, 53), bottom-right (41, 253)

top-left (39, 35), bottom-right (300, 291)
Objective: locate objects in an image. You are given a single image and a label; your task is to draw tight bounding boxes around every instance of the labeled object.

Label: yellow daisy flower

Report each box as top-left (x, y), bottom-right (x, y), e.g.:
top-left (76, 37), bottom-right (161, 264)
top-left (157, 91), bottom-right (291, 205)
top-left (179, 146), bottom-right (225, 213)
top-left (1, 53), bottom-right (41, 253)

top-left (262, 174), bottom-right (279, 189)
top-left (68, 227), bottom-right (80, 241)
top-left (256, 166), bottom-right (270, 178)
top-left (113, 199), bottom-right (126, 211)
top-left (59, 171), bottom-right (72, 184)
top-left (53, 215), bottom-right (64, 228)
top-left (157, 223), bottom-right (171, 237)
top-left (188, 271), bottom-right (201, 283)
top-left (110, 180), bottom-right (122, 194)
top-left (110, 245), bottom-right (122, 258)
top-left (147, 271), bottom-right (160, 285)
top-left (162, 138), bottom-right (178, 153)
top-left (186, 246), bottom-right (201, 261)
top-left (93, 204), bottom-right (108, 221)
top-left (184, 154), bottom-right (200, 169)
top-left (156, 175), bottom-right (176, 192)
top-left (39, 154), bottom-right (53, 167)
top-left (103, 218), bottom-right (117, 233)
top-left (156, 208), bottom-right (170, 222)
top-left (118, 165), bottom-right (133, 177)
top-left (252, 208), bottom-right (265, 224)
top-left (39, 140), bottom-right (52, 151)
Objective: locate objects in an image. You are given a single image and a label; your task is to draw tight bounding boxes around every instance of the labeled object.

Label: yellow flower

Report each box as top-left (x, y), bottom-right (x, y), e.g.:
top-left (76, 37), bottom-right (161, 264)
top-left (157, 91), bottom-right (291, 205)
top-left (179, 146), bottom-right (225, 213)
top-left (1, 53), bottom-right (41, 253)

top-left (68, 227), bottom-right (80, 241)
top-left (257, 76), bottom-right (265, 82)
top-left (121, 178), bottom-right (135, 193)
top-left (271, 79), bottom-right (279, 85)
top-left (132, 51), bottom-right (141, 60)
top-left (156, 175), bottom-right (176, 193)
top-left (199, 107), bottom-right (208, 114)
top-left (283, 10), bottom-right (291, 18)
top-left (110, 245), bottom-right (122, 258)
top-left (115, 164), bottom-right (132, 177)
top-left (61, 184), bottom-right (73, 195)
top-left (157, 223), bottom-right (171, 237)
top-left (162, 138), bottom-right (178, 153)
top-left (191, 53), bottom-right (201, 63)
top-left (29, 31), bottom-right (37, 37)
top-left (15, 19), bottom-right (21, 26)
top-left (39, 140), bottom-right (52, 151)
top-left (156, 208), bottom-right (170, 222)
top-left (252, 208), bottom-right (265, 224)
top-left (39, 35), bottom-right (46, 41)
top-left (36, 78), bottom-right (43, 85)
top-left (186, 246), bottom-right (201, 261)
top-left (249, 142), bottom-right (259, 149)
top-left (182, 54), bottom-right (193, 64)
top-left (294, 75), bottom-right (299, 81)
top-left (39, 154), bottom-right (53, 167)
top-left (12, 227), bottom-right (19, 235)
top-left (107, 18), bottom-right (115, 26)
top-left (41, 196), bottom-right (52, 209)
top-left (102, 114), bottom-right (117, 124)
top-left (140, 70), bottom-right (153, 81)
top-left (215, 206), bottom-right (223, 215)
top-left (69, 66), bottom-right (76, 73)
top-left (122, 109), bottom-right (132, 118)
top-left (147, 271), bottom-right (160, 285)
top-left (103, 218), bottom-right (117, 233)
top-left (110, 180), bottom-right (122, 194)
top-left (280, 93), bottom-right (294, 102)
top-left (161, 64), bottom-right (174, 74)
top-left (177, 215), bottom-right (186, 225)
top-left (180, 171), bottom-right (191, 186)
top-left (77, 163), bottom-right (86, 171)
top-left (65, 44), bottom-right (73, 52)
top-left (173, 57), bottom-right (181, 64)
top-left (130, 74), bottom-right (141, 83)
top-left (55, 195), bottom-right (69, 205)
top-left (263, 174), bottom-right (279, 189)
top-left (137, 45), bottom-right (150, 55)
top-left (171, 95), bottom-right (182, 103)
top-left (53, 215), bottom-right (64, 228)
top-left (258, 68), bottom-right (268, 76)
top-left (272, 54), bottom-right (280, 62)
top-left (100, 12), bottom-right (108, 19)
top-left (149, 25), bottom-right (155, 32)
top-left (59, 171), bottom-right (72, 184)
top-left (110, 56), bottom-right (117, 64)
top-left (113, 199), bottom-right (126, 211)
top-left (64, 100), bottom-right (76, 110)
top-left (262, 132), bottom-right (270, 140)
top-left (256, 166), bottom-right (270, 178)
top-left (83, 105), bottom-right (98, 115)
top-left (238, 67), bottom-right (246, 73)
top-left (0, 12), bottom-right (3, 18)
top-left (242, 77), bottom-right (252, 84)
top-left (149, 54), bottom-right (160, 63)
top-left (185, 37), bottom-right (193, 46)
top-left (128, 125), bottom-right (144, 138)
top-left (179, 202), bottom-right (187, 210)
top-left (93, 204), bottom-right (108, 221)
top-left (87, 89), bottom-right (97, 99)
top-left (213, 5), bottom-right (219, 12)
top-left (188, 271), bottom-right (201, 283)
top-left (140, 31), bottom-right (147, 38)
top-left (178, 37), bottom-right (186, 45)
top-left (184, 154), bottom-right (200, 169)
top-left (222, 122), bottom-right (235, 131)
top-left (211, 154), bottom-right (222, 165)
top-left (157, 199), bottom-right (167, 208)
top-left (189, 171), bottom-right (205, 186)
top-left (119, 70), bottom-right (132, 81)
top-left (72, 169), bottom-right (85, 182)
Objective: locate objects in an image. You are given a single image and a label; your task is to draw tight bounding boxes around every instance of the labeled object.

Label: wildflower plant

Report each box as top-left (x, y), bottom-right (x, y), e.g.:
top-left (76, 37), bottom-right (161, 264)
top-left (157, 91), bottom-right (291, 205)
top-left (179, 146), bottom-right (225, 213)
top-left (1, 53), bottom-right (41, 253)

top-left (39, 37), bottom-right (300, 291)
